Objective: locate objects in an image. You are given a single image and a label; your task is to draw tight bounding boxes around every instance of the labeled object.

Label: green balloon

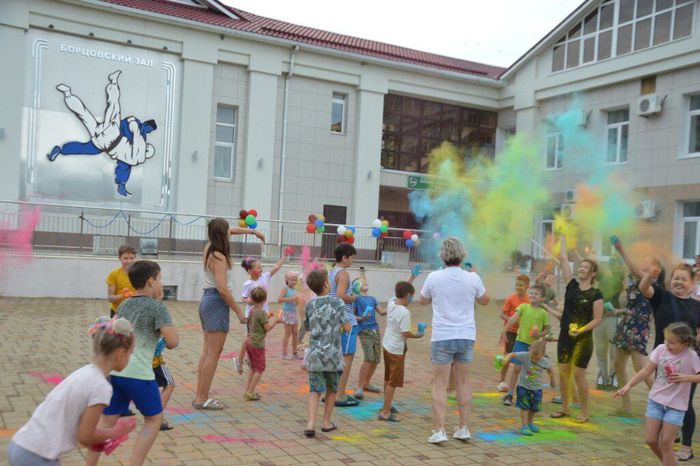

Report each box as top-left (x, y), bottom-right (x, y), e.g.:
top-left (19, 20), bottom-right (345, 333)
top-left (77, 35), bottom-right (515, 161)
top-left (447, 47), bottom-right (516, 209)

top-left (245, 214), bottom-right (256, 225)
top-left (317, 226), bottom-right (325, 234)
top-left (380, 224), bottom-right (389, 233)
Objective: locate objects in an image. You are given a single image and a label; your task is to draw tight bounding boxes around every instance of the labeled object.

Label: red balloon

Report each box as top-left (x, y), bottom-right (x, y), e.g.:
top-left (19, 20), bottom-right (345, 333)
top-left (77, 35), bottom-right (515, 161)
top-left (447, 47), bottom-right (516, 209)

top-left (239, 210), bottom-right (248, 220)
top-left (306, 224), bottom-right (316, 234)
top-left (402, 230), bottom-right (413, 240)
top-left (248, 209), bottom-right (258, 217)
top-left (308, 214), bottom-right (317, 223)
top-left (346, 236), bottom-right (355, 245)
top-left (381, 232), bottom-right (389, 238)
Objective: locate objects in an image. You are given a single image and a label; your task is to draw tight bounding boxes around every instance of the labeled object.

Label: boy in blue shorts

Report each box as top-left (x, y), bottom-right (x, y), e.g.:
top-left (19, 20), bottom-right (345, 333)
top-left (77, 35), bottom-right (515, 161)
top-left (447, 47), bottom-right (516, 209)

top-left (87, 260), bottom-right (180, 466)
top-left (329, 243), bottom-right (359, 407)
top-left (502, 283), bottom-right (550, 406)
top-left (502, 340), bottom-right (555, 435)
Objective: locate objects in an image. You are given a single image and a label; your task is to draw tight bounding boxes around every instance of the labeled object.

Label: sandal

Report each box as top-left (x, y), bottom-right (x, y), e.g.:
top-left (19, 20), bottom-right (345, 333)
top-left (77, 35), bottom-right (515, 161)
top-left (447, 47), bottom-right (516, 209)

top-left (574, 416), bottom-right (589, 424)
top-left (378, 413), bottom-right (400, 422)
top-left (550, 411), bottom-right (570, 419)
top-left (321, 422), bottom-right (337, 432)
top-left (676, 449), bottom-right (694, 461)
top-left (304, 429), bottom-right (315, 438)
top-left (192, 398), bottom-right (224, 410)
top-left (244, 392), bottom-right (261, 401)
top-left (335, 396), bottom-right (359, 407)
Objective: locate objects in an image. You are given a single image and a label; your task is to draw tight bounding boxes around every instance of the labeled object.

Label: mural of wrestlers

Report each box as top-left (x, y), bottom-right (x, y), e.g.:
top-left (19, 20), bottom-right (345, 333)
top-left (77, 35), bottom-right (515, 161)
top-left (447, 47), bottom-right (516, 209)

top-left (47, 70), bottom-right (157, 197)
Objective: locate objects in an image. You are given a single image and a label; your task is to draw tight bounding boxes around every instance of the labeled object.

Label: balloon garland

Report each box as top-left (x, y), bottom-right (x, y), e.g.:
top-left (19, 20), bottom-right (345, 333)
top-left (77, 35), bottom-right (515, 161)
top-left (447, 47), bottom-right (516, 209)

top-left (306, 214), bottom-right (325, 234)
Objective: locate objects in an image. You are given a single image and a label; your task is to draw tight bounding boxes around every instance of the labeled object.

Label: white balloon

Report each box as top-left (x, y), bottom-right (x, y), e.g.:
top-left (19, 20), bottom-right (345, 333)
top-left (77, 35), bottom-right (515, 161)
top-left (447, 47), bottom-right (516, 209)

top-left (411, 234), bottom-right (418, 242)
top-left (372, 219), bottom-right (382, 228)
top-left (337, 226), bottom-right (347, 235)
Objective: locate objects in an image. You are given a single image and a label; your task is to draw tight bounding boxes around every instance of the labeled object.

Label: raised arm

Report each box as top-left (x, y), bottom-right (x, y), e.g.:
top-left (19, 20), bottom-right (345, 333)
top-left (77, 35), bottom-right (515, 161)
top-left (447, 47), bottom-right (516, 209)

top-left (639, 266), bottom-right (660, 299)
top-left (559, 235), bottom-right (573, 284)
top-left (611, 236), bottom-right (643, 279)
top-left (408, 264), bottom-right (423, 284)
top-left (269, 251), bottom-right (290, 277)
top-left (229, 227), bottom-right (265, 244)
top-left (541, 302), bottom-right (562, 321)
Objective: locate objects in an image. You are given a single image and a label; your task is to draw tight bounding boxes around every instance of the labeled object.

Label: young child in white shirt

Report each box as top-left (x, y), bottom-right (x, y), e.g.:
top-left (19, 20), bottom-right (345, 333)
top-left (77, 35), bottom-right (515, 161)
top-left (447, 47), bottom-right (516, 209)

top-left (8, 317), bottom-right (137, 465)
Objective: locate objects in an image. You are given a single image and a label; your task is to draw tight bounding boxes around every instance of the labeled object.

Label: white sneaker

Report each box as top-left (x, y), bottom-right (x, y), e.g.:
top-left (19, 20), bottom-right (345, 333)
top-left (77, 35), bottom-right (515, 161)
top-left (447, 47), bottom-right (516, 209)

top-left (497, 382), bottom-right (508, 392)
top-left (453, 426), bottom-right (471, 440)
top-left (428, 429), bottom-right (448, 444)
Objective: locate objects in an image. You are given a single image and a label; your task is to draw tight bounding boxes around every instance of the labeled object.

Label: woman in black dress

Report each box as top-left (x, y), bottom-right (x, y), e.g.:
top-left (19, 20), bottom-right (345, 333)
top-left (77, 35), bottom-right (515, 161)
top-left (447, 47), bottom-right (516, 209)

top-left (550, 236), bottom-right (604, 423)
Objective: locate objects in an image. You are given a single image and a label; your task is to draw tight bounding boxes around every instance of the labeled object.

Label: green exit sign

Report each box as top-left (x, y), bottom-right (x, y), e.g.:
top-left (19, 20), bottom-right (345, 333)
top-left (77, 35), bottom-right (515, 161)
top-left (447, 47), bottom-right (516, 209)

top-left (407, 175), bottom-right (430, 190)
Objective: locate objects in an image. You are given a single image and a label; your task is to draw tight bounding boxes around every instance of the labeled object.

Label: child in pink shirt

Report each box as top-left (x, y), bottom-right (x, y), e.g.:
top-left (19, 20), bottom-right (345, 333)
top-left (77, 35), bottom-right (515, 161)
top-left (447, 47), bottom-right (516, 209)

top-left (615, 322), bottom-right (700, 466)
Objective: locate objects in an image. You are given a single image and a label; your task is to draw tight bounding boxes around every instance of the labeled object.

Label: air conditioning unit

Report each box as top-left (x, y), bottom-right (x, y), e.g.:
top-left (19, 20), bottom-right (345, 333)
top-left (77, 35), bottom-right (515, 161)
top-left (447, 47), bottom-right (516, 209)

top-left (564, 189), bottom-right (577, 203)
top-left (559, 203), bottom-right (575, 218)
top-left (638, 94), bottom-right (662, 117)
top-left (635, 200), bottom-right (657, 219)
top-left (139, 237), bottom-right (158, 256)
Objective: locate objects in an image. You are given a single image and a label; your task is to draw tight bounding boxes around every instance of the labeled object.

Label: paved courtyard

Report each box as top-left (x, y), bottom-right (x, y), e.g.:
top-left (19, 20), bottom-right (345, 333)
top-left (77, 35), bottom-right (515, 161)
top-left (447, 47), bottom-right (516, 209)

top-left (0, 295), bottom-right (682, 465)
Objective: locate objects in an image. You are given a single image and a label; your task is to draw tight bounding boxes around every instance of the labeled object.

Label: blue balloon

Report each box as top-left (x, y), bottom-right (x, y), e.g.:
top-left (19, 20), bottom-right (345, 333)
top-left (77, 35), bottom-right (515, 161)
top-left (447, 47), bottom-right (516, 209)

top-left (348, 226), bottom-right (356, 234)
top-left (249, 222), bottom-right (257, 229)
top-left (371, 227), bottom-right (381, 237)
top-left (405, 239), bottom-right (414, 248)
top-left (315, 219), bottom-right (324, 228)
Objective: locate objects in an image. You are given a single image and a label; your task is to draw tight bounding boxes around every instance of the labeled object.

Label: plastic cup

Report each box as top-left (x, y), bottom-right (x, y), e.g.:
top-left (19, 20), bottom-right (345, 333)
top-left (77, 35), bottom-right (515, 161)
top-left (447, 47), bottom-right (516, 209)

top-left (417, 322), bottom-right (427, 333)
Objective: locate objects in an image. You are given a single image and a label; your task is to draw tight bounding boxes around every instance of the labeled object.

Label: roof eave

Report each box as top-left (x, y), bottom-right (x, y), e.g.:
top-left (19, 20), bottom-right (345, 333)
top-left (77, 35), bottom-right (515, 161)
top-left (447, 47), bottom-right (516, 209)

top-left (499, 0), bottom-right (594, 81)
top-left (72, 0), bottom-right (503, 86)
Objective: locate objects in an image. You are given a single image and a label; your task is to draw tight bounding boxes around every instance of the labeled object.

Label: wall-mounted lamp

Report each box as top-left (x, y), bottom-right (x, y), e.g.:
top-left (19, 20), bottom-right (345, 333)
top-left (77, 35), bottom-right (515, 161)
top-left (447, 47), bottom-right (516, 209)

top-left (192, 150), bottom-right (198, 161)
top-left (258, 158), bottom-right (264, 169)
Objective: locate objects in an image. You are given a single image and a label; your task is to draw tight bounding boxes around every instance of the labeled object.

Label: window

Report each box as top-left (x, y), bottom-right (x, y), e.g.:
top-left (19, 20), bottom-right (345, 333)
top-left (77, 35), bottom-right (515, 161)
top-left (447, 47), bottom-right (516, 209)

top-left (331, 93), bottom-right (346, 133)
top-left (381, 94), bottom-right (497, 173)
top-left (552, 0), bottom-right (695, 72)
top-left (545, 132), bottom-right (563, 169)
top-left (606, 109), bottom-right (629, 163)
top-left (682, 201), bottom-right (700, 259)
top-left (214, 105), bottom-right (236, 180)
top-left (688, 95), bottom-right (700, 156)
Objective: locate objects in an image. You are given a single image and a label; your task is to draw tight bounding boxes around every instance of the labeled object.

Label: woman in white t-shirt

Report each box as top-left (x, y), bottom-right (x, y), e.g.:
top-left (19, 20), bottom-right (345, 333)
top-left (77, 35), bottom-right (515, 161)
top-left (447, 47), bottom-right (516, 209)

top-left (419, 237), bottom-right (490, 444)
top-left (8, 317), bottom-right (137, 465)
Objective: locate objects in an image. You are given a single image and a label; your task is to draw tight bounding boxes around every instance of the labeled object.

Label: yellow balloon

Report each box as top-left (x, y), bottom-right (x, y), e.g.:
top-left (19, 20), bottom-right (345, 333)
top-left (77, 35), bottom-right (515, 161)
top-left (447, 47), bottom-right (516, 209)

top-left (239, 219), bottom-right (247, 228)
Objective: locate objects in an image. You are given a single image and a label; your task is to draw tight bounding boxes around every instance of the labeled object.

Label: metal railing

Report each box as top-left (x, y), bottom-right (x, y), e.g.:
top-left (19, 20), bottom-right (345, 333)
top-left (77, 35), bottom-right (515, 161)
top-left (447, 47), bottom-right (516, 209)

top-left (0, 200), bottom-right (436, 268)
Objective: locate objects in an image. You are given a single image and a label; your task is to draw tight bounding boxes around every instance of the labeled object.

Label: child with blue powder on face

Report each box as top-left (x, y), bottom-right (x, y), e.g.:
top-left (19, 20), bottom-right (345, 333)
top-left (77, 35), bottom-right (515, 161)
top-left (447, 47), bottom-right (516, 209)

top-left (502, 340), bottom-right (555, 435)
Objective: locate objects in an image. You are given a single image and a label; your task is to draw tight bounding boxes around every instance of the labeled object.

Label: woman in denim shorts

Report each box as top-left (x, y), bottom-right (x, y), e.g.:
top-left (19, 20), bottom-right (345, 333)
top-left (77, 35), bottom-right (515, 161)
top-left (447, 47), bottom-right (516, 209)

top-left (192, 218), bottom-right (264, 410)
top-left (419, 237), bottom-right (490, 444)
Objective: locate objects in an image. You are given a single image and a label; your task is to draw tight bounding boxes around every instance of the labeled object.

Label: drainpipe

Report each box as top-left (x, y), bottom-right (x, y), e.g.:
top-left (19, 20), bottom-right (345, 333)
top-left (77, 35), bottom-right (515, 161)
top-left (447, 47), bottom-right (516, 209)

top-left (277, 45), bottom-right (299, 247)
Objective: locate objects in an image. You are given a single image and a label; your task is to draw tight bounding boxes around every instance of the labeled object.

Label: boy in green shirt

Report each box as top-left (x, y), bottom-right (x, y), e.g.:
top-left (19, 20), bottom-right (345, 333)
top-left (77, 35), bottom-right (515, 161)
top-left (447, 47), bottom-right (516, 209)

top-left (502, 284), bottom-right (551, 406)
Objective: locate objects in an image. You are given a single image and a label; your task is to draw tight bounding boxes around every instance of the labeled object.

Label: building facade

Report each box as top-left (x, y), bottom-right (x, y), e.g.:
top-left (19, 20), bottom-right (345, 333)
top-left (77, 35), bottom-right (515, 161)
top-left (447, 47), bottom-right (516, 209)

top-left (1, 0), bottom-right (699, 261)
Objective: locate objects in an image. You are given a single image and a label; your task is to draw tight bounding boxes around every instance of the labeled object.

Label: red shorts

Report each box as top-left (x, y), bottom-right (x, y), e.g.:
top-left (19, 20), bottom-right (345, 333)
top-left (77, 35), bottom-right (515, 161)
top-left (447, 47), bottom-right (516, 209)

top-left (246, 342), bottom-right (266, 373)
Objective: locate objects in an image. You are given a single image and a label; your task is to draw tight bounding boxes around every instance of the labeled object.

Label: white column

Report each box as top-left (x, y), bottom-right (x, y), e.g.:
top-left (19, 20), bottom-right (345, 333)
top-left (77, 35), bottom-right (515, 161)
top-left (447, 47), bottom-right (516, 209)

top-left (242, 70), bottom-right (279, 219)
top-left (0, 1), bottom-right (29, 201)
top-left (175, 58), bottom-right (215, 214)
top-left (352, 66), bottom-right (387, 227)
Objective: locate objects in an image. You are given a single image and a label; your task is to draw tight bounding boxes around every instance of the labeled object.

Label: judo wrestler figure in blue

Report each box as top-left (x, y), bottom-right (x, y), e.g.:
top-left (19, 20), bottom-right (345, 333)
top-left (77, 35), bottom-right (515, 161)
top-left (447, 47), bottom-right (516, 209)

top-left (47, 70), bottom-right (157, 197)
